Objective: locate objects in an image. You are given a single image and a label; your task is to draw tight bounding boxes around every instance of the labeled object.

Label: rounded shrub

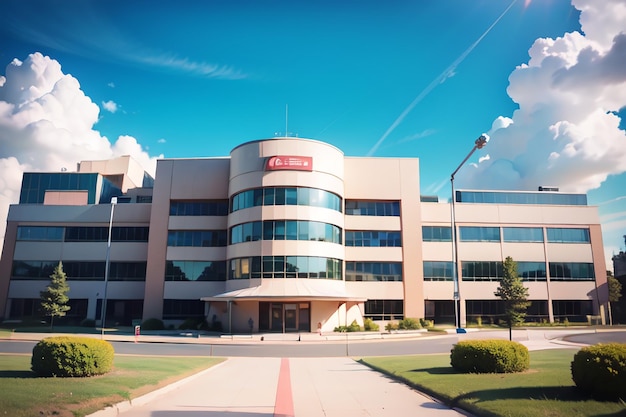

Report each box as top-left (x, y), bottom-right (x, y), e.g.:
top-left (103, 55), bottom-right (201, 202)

top-left (141, 318), bottom-right (165, 331)
top-left (398, 318), bottom-right (422, 330)
top-left (31, 336), bottom-right (114, 377)
top-left (363, 318), bottom-right (379, 331)
top-left (450, 339), bottom-right (529, 373)
top-left (571, 343), bottom-right (626, 400)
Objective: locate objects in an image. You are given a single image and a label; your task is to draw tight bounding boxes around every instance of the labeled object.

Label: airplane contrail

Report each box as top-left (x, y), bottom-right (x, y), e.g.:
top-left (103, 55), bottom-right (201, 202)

top-left (366, 0), bottom-right (518, 156)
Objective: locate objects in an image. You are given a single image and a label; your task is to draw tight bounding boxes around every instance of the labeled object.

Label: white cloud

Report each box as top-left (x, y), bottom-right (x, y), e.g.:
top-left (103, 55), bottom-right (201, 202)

top-left (157, 138), bottom-right (166, 144)
top-left (107, 82), bottom-right (115, 88)
top-left (0, 52), bottom-right (162, 246)
top-left (102, 100), bottom-right (118, 113)
top-left (458, 0), bottom-right (626, 194)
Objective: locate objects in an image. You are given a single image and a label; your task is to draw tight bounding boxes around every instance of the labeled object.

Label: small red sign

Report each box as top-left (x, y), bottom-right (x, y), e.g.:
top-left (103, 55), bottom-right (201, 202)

top-left (266, 156), bottom-right (313, 171)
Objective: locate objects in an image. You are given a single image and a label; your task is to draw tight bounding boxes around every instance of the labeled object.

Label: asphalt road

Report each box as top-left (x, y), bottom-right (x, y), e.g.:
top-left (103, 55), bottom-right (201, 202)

top-left (3, 328), bottom-right (625, 358)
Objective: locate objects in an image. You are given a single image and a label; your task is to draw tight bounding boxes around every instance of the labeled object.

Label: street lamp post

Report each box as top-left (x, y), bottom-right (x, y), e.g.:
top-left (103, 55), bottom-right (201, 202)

top-left (101, 197), bottom-right (117, 338)
top-left (450, 134), bottom-right (489, 331)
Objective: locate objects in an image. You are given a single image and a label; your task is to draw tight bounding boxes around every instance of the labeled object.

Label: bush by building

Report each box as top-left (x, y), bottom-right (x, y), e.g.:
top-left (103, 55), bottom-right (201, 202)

top-left (141, 318), bottom-right (165, 330)
top-left (450, 339), bottom-right (529, 373)
top-left (571, 343), bottom-right (626, 400)
top-left (31, 336), bottom-right (114, 377)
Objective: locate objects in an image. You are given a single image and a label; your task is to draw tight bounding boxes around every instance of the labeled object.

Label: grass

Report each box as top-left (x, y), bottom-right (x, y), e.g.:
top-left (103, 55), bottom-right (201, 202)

top-left (0, 354), bottom-right (224, 417)
top-left (361, 349), bottom-right (626, 417)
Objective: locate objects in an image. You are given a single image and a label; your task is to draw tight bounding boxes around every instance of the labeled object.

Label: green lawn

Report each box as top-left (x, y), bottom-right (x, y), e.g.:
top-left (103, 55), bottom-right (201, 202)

top-left (361, 349), bottom-right (626, 417)
top-left (0, 354), bottom-right (224, 417)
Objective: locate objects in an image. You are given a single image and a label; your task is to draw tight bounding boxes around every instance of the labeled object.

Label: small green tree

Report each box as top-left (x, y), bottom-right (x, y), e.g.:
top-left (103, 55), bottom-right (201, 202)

top-left (607, 270), bottom-right (622, 325)
top-left (495, 256), bottom-right (530, 340)
top-left (40, 262), bottom-right (71, 330)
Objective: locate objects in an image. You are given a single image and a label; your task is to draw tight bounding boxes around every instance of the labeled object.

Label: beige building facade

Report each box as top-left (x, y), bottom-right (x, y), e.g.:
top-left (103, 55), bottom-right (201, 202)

top-left (0, 138), bottom-right (610, 332)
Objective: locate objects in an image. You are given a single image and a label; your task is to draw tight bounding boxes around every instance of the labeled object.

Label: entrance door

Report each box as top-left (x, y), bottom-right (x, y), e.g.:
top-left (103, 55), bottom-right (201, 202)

top-left (284, 304), bottom-right (297, 331)
top-left (260, 302), bottom-right (311, 332)
top-left (271, 303), bottom-right (283, 332)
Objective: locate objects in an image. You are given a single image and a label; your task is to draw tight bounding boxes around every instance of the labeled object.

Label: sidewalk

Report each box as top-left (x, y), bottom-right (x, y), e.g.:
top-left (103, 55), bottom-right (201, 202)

top-left (91, 357), bottom-right (471, 417)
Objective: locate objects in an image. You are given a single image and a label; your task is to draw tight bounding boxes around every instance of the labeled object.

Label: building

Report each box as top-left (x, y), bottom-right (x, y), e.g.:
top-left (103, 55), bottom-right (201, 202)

top-left (0, 138), bottom-right (610, 332)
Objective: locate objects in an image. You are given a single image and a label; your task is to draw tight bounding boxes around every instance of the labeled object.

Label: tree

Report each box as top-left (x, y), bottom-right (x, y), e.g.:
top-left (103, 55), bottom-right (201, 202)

top-left (494, 256), bottom-right (530, 340)
top-left (607, 270), bottom-right (622, 325)
top-left (40, 261), bottom-right (71, 330)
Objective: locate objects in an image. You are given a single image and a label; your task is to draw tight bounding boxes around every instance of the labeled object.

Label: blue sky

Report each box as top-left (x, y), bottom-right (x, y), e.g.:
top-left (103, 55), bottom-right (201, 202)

top-left (1, 0), bottom-right (625, 270)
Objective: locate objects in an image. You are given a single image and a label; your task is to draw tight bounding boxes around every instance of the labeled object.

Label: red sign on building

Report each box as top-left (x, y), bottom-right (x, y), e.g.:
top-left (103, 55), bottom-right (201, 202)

top-left (265, 156), bottom-right (313, 171)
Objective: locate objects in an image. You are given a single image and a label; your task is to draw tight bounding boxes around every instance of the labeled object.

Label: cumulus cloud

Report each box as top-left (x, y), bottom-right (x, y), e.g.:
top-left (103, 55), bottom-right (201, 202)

top-left (459, 0), bottom-right (626, 193)
top-left (0, 52), bottom-right (162, 244)
top-left (102, 100), bottom-right (118, 113)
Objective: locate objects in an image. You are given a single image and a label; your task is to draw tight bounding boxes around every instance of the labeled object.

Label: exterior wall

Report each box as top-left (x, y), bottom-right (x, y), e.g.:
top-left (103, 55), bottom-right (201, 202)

top-left (0, 137), bottom-right (609, 329)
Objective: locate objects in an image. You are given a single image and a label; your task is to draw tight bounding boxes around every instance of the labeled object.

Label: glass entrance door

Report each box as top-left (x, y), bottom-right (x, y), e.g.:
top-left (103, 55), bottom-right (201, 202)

top-left (260, 302), bottom-right (311, 332)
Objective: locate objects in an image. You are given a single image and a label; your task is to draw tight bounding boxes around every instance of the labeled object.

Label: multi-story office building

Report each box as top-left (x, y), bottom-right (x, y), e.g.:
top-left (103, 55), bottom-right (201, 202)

top-left (0, 138), bottom-right (609, 332)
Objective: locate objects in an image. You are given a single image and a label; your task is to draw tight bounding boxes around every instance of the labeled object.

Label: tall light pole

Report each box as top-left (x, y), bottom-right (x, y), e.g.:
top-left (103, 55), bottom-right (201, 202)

top-left (450, 134), bottom-right (489, 331)
top-left (101, 197), bottom-right (117, 338)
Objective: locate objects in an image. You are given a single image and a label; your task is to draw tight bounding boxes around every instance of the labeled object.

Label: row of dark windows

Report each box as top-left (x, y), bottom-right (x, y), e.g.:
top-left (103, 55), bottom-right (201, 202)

top-left (345, 262), bottom-right (403, 282)
top-left (165, 261), bottom-right (227, 281)
top-left (231, 187), bottom-right (342, 212)
top-left (456, 190), bottom-right (587, 206)
top-left (465, 300), bottom-right (592, 320)
top-left (17, 226), bottom-right (149, 242)
top-left (170, 200), bottom-right (229, 216)
top-left (12, 261), bottom-right (146, 281)
top-left (345, 200), bottom-right (400, 216)
top-left (460, 261), bottom-right (594, 281)
top-left (167, 230), bottom-right (228, 247)
top-left (422, 226), bottom-right (590, 243)
top-left (345, 231), bottom-right (401, 247)
top-left (230, 221), bottom-right (342, 244)
top-left (229, 256), bottom-right (342, 280)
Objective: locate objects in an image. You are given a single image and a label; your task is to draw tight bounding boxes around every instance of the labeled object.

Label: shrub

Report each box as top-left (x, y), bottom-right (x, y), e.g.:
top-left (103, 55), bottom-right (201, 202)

top-left (31, 336), bottom-right (114, 377)
top-left (178, 318), bottom-right (209, 330)
top-left (385, 321), bottom-right (399, 331)
top-left (141, 318), bottom-right (165, 331)
top-left (571, 343), bottom-right (626, 400)
top-left (398, 318), bottom-right (422, 330)
top-left (419, 318), bottom-right (434, 329)
top-left (334, 320), bottom-right (362, 332)
top-left (363, 318), bottom-right (379, 331)
top-left (450, 339), bottom-right (530, 373)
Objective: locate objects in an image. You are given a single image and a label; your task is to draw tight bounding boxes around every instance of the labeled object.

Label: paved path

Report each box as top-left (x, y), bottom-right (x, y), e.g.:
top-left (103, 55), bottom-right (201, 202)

top-left (94, 357), bottom-right (468, 417)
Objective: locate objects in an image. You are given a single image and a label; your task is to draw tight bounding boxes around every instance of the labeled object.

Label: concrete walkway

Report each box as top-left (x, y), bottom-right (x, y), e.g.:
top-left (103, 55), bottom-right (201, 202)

top-left (93, 357), bottom-right (468, 417)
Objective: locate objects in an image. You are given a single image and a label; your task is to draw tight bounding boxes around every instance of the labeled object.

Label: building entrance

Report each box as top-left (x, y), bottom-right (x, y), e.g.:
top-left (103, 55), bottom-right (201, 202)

top-left (259, 302), bottom-right (310, 332)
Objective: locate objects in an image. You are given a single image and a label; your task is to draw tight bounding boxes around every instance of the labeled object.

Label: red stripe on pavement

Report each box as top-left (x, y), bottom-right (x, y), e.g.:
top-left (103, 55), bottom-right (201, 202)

top-left (274, 358), bottom-right (295, 417)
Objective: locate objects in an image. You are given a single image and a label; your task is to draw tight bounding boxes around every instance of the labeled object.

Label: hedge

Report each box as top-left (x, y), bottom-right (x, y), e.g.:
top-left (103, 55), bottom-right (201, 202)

top-left (450, 339), bottom-right (529, 373)
top-left (31, 336), bottom-right (114, 377)
top-left (571, 343), bottom-right (626, 400)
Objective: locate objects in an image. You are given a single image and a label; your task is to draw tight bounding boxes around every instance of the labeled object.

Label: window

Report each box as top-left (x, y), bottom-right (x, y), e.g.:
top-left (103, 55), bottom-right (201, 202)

top-left (169, 200), bottom-right (229, 216)
top-left (163, 299), bottom-right (205, 319)
top-left (549, 262), bottom-right (595, 281)
top-left (503, 227), bottom-right (543, 243)
top-left (345, 200), bottom-right (400, 216)
top-left (230, 221), bottom-right (341, 244)
top-left (229, 256), bottom-right (341, 280)
top-left (345, 231), bottom-right (401, 247)
top-left (546, 228), bottom-right (590, 243)
top-left (461, 261), bottom-right (503, 281)
top-left (345, 262), bottom-right (402, 281)
top-left (17, 226), bottom-right (64, 241)
top-left (423, 261), bottom-right (453, 281)
top-left (459, 227), bottom-right (500, 242)
top-left (165, 261), bottom-right (227, 281)
top-left (168, 230), bottom-right (227, 247)
top-left (517, 261), bottom-right (547, 281)
top-left (422, 226), bottom-right (451, 242)
top-left (64, 227), bottom-right (149, 242)
top-left (552, 300), bottom-right (593, 321)
top-left (364, 300), bottom-right (403, 320)
top-left (456, 190), bottom-right (587, 206)
top-left (230, 187), bottom-right (342, 212)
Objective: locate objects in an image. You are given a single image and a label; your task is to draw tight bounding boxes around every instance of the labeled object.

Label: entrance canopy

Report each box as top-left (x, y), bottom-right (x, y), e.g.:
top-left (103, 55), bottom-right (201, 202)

top-left (201, 280), bottom-right (366, 302)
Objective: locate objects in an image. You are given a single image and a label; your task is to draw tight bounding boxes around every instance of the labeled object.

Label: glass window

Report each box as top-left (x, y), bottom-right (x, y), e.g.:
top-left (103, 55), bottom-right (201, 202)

top-left (549, 262), bottom-right (594, 280)
top-left (459, 227), bottom-right (500, 242)
top-left (423, 261), bottom-right (453, 281)
top-left (517, 261), bottom-right (547, 281)
top-left (345, 262), bottom-right (402, 281)
top-left (503, 227), bottom-right (543, 242)
top-left (228, 256), bottom-right (342, 280)
top-left (17, 226), bottom-right (64, 241)
top-left (456, 191), bottom-right (587, 206)
top-left (170, 200), bottom-right (228, 216)
top-left (344, 200), bottom-right (400, 216)
top-left (345, 230), bottom-right (401, 247)
top-left (546, 228), bottom-right (590, 243)
top-left (364, 300), bottom-right (403, 320)
top-left (422, 226), bottom-right (451, 242)
top-left (461, 261), bottom-right (503, 281)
